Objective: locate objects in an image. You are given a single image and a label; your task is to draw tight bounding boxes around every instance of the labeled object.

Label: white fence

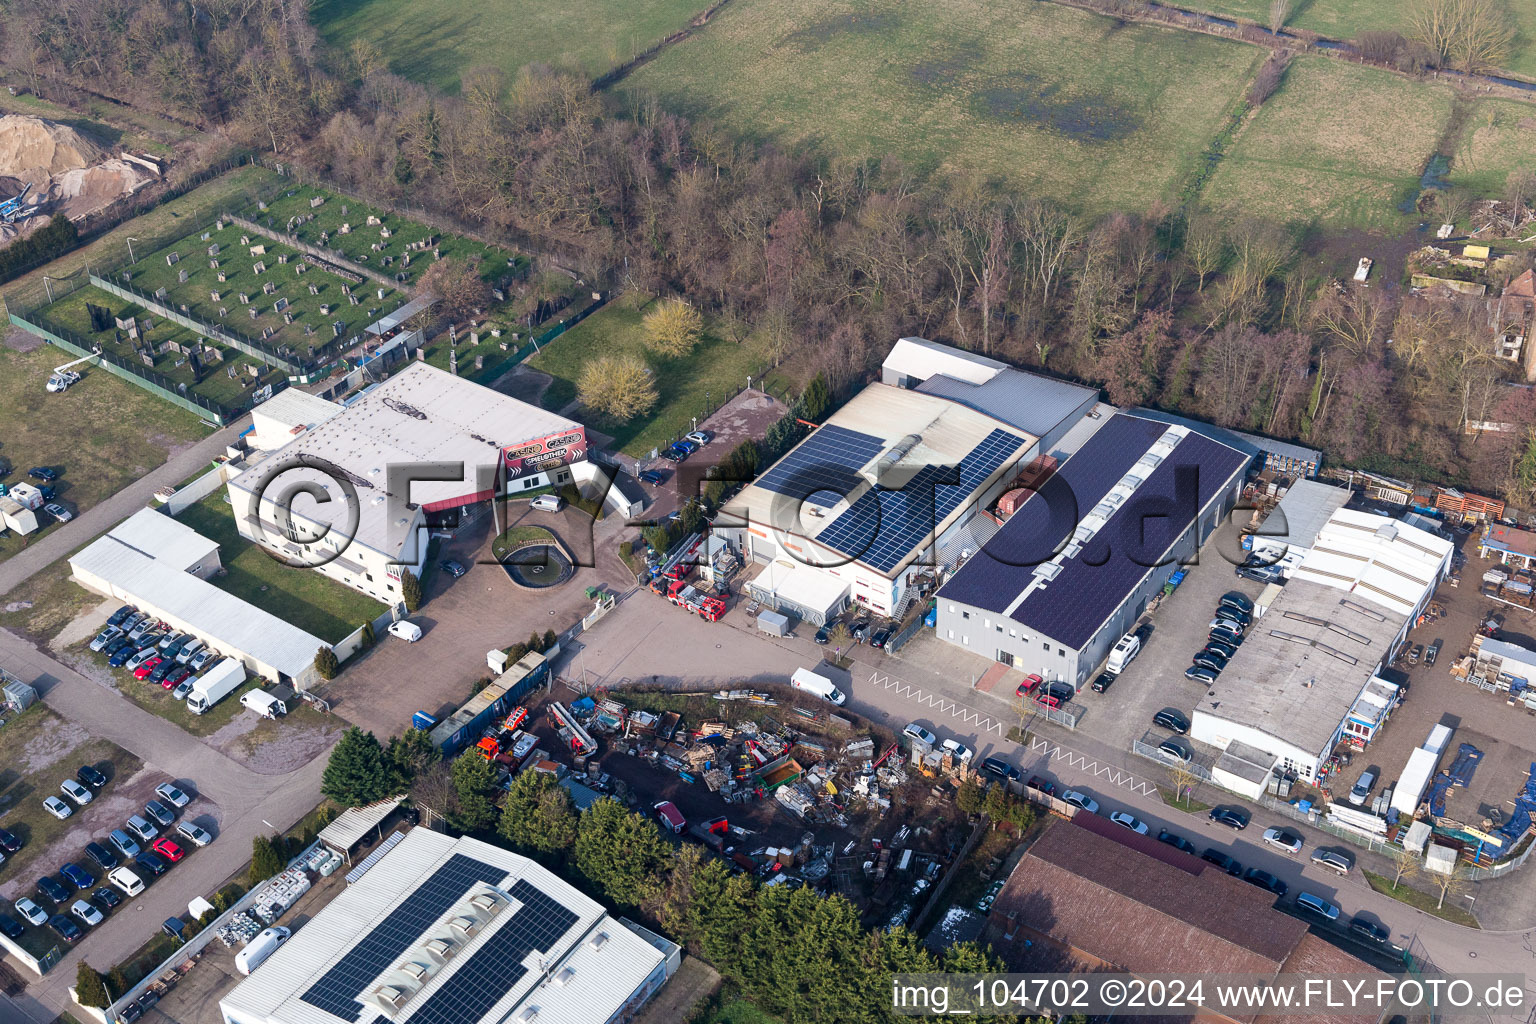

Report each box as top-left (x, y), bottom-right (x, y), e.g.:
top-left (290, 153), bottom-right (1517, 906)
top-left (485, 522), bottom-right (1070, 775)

top-left (164, 462), bottom-right (237, 515)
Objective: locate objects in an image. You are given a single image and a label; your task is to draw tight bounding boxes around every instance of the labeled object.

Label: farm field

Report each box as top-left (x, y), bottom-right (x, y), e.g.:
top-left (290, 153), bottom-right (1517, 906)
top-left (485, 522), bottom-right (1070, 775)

top-left (622, 0), bottom-right (1262, 214)
top-left (528, 301), bottom-right (776, 457)
top-left (1202, 57), bottom-right (1454, 229)
top-left (0, 341), bottom-right (209, 563)
top-left (1445, 98), bottom-right (1536, 196)
top-left (312, 0), bottom-right (709, 91)
top-left (1181, 0), bottom-right (1536, 78)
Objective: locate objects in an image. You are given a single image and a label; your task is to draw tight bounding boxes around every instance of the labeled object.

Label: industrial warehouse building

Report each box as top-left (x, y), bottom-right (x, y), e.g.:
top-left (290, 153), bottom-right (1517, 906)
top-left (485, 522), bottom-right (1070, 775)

top-left (713, 339), bottom-right (1098, 624)
top-left (1246, 479), bottom-right (1351, 576)
top-left (219, 829), bottom-right (679, 1024)
top-left (936, 412), bottom-right (1252, 688)
top-left (229, 362), bottom-right (588, 604)
top-left (1191, 509), bottom-right (1453, 795)
top-left (69, 508), bottom-right (327, 688)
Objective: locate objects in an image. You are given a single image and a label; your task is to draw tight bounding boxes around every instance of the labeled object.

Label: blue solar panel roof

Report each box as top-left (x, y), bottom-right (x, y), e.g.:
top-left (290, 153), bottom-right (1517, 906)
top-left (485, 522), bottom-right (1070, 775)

top-left (938, 415), bottom-right (1250, 649)
top-left (755, 424), bottom-right (885, 501)
top-left (300, 854), bottom-right (506, 1021)
top-left (818, 428), bottom-right (1020, 574)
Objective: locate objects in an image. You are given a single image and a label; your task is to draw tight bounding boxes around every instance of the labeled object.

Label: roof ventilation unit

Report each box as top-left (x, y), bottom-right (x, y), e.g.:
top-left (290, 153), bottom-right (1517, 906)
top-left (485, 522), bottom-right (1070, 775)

top-left (423, 937), bottom-right (456, 962)
top-left (372, 986), bottom-right (411, 1012)
top-left (398, 961), bottom-right (431, 982)
top-left (588, 931), bottom-right (610, 951)
top-left (872, 433), bottom-right (924, 483)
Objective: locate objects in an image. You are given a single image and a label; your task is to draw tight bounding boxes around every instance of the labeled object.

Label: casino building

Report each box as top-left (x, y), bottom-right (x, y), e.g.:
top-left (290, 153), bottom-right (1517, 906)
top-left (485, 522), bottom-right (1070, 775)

top-left (230, 362), bottom-right (587, 605)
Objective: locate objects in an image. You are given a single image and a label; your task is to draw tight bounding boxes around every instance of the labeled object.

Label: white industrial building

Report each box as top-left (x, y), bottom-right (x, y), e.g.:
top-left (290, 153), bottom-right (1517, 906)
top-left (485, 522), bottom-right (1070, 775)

top-left (220, 829), bottom-right (679, 1024)
top-left (936, 412), bottom-right (1252, 688)
top-left (1248, 480), bottom-right (1351, 577)
top-left (69, 508), bottom-right (326, 688)
top-left (1191, 509), bottom-right (1453, 796)
top-left (229, 363), bottom-right (588, 604)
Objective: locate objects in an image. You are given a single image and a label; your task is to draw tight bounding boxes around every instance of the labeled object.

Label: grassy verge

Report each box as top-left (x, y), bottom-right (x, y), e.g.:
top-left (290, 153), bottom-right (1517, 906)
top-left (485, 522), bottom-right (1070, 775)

top-left (0, 342), bottom-right (209, 564)
top-left (1363, 870), bottom-right (1481, 928)
top-left (175, 493), bottom-right (386, 644)
top-left (528, 301), bottom-right (774, 457)
top-left (69, 639), bottom-right (268, 737)
top-left (0, 704), bottom-right (145, 883)
top-left (0, 555), bottom-right (105, 644)
top-left (1157, 786), bottom-right (1212, 814)
top-left (491, 525), bottom-right (556, 561)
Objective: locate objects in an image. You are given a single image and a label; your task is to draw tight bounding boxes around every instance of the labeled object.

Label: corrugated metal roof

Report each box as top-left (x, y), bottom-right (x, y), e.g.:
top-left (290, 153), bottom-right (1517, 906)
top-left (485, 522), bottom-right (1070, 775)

top-left (319, 798), bottom-right (402, 852)
top-left (69, 532), bottom-right (325, 680)
top-left (914, 367), bottom-right (1096, 439)
top-left (1263, 481), bottom-right (1351, 552)
top-left (939, 413), bottom-right (1250, 649)
top-left (1230, 430), bottom-right (1321, 466)
top-left (1292, 508), bottom-right (1451, 617)
top-left (107, 508), bottom-right (221, 572)
top-left (882, 336), bottom-right (1007, 385)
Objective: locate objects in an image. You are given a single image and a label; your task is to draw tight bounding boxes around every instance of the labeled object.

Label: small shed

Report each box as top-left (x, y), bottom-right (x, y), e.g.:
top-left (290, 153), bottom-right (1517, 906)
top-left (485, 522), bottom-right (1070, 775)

top-left (1424, 842), bottom-right (1459, 875)
top-left (757, 609), bottom-right (792, 637)
top-left (318, 797), bottom-right (402, 863)
top-left (2, 677), bottom-right (37, 712)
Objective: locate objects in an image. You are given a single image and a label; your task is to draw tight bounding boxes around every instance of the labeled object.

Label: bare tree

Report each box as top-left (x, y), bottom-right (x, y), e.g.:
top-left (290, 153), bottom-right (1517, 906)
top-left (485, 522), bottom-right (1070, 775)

top-left (1166, 760), bottom-right (1201, 808)
top-left (1309, 283), bottom-right (1394, 360)
top-left (1268, 0), bottom-right (1293, 32)
top-left (1410, 0), bottom-right (1516, 72)
top-left (1430, 864), bottom-right (1472, 909)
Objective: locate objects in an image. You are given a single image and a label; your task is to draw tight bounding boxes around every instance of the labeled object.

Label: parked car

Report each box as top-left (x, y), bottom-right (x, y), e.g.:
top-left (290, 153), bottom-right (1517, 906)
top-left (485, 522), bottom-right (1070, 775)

top-left (1349, 916), bottom-right (1390, 944)
top-left (1295, 892), bottom-right (1340, 921)
top-left (70, 899), bottom-right (104, 927)
top-left (1027, 776), bottom-right (1056, 797)
top-left (1156, 830), bottom-right (1196, 855)
top-left (104, 637), bottom-right (135, 657)
top-left (1237, 564), bottom-right (1283, 583)
top-left (134, 852), bottom-right (168, 878)
top-left (125, 619), bottom-right (155, 643)
top-left (107, 605), bottom-right (136, 628)
top-left (439, 559), bottom-right (467, 579)
top-left (131, 656), bottom-right (162, 680)
top-left (1158, 738), bottom-right (1193, 763)
top-left (1200, 849), bottom-right (1242, 876)
top-left (813, 624), bottom-right (831, 645)
top-left (162, 666), bottom-right (191, 689)
top-left (148, 659), bottom-right (178, 685)
top-left (902, 723), bottom-right (938, 748)
top-left (84, 842), bottom-right (118, 870)
top-left (107, 645), bottom-right (137, 668)
top-left (1185, 664), bottom-right (1219, 683)
top-left (155, 783), bottom-right (191, 808)
top-left (1426, 639), bottom-right (1441, 666)
top-left (189, 648), bottom-right (218, 672)
top-left (941, 739), bottom-right (974, 763)
top-left (119, 611), bottom-right (147, 635)
top-left (171, 678), bottom-right (196, 701)
top-left (1220, 591), bottom-right (1254, 613)
top-left (1243, 868), bottom-right (1288, 896)
top-left (89, 627), bottom-right (124, 652)
top-left (92, 886), bottom-right (123, 911)
top-left (126, 815), bottom-right (158, 844)
top-left (175, 822), bottom-right (213, 847)
top-left (60, 779), bottom-right (93, 806)
top-left (1090, 672), bottom-right (1115, 693)
top-left (13, 897), bottom-right (47, 926)
top-left (685, 430), bottom-right (713, 446)
top-left (1040, 681), bottom-right (1074, 704)
top-left (175, 639), bottom-right (206, 665)
top-left (1204, 639), bottom-right (1238, 660)
top-left (28, 466), bottom-right (58, 482)
top-left (1348, 769), bottom-right (1377, 806)
top-left (108, 829), bottom-right (141, 859)
top-left (61, 863), bottom-right (93, 890)
top-left (1016, 673), bottom-right (1043, 697)
top-left (1191, 653), bottom-right (1226, 673)
top-left (77, 764), bottom-right (107, 788)
top-left (1263, 827), bottom-right (1303, 854)
top-left (1311, 848), bottom-right (1353, 876)
top-left (0, 828), bottom-right (20, 853)
top-left (42, 796), bottom-right (73, 820)
top-left (850, 619), bottom-right (870, 642)
top-left (1209, 616), bottom-right (1246, 635)
top-left (1061, 790), bottom-right (1099, 814)
top-left (637, 469), bottom-right (667, 486)
top-left (108, 867), bottom-right (145, 896)
top-left (1154, 708), bottom-right (1190, 734)
top-left (1108, 811), bottom-right (1148, 835)
top-left (0, 914), bottom-right (24, 940)
top-left (44, 502), bottom-right (73, 522)
top-left (1209, 806), bottom-right (1250, 831)
top-left (36, 876), bottom-right (70, 904)
top-left (144, 799), bottom-right (176, 828)
top-left (48, 915), bottom-right (81, 944)
top-left (126, 648), bottom-right (159, 673)
top-left (150, 838), bottom-right (185, 863)
top-left (980, 756), bottom-right (1019, 782)
top-left (869, 627), bottom-right (893, 649)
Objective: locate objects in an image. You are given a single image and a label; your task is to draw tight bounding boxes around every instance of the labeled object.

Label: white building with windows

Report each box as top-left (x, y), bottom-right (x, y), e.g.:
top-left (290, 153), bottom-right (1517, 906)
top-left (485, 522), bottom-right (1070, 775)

top-left (229, 363), bottom-right (588, 604)
top-left (220, 829), bottom-right (679, 1024)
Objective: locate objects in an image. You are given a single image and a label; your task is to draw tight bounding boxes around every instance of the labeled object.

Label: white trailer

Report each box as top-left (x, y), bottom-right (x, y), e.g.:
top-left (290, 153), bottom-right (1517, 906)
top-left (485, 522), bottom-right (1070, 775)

top-left (757, 609), bottom-right (792, 637)
top-left (186, 659), bottom-right (246, 715)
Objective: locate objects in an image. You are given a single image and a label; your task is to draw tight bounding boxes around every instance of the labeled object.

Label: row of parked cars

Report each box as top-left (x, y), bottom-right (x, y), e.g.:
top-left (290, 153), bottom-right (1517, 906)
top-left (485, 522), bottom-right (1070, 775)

top-left (1185, 591), bottom-right (1253, 683)
top-left (659, 430), bottom-right (713, 464)
top-left (815, 614), bottom-right (895, 650)
top-left (2, 779), bottom-right (210, 945)
top-left (91, 605), bottom-right (224, 701)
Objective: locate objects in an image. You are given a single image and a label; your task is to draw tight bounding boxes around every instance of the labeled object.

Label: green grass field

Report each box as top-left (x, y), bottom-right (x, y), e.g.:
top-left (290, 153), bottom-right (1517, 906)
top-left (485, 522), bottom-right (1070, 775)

top-left (622, 0), bottom-right (1261, 214)
top-left (176, 494), bottom-right (386, 644)
top-left (313, 0), bottom-right (710, 91)
top-left (1203, 57), bottom-right (1454, 229)
top-left (529, 301), bottom-right (774, 456)
top-left (1181, 0), bottom-right (1536, 78)
top-left (1446, 98), bottom-right (1536, 195)
top-left (0, 342), bottom-right (209, 563)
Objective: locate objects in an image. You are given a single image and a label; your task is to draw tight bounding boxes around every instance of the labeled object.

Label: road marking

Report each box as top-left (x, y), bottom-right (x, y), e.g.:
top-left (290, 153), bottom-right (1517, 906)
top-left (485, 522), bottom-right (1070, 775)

top-left (1029, 736), bottom-right (1160, 796)
top-left (866, 670), bottom-right (1006, 736)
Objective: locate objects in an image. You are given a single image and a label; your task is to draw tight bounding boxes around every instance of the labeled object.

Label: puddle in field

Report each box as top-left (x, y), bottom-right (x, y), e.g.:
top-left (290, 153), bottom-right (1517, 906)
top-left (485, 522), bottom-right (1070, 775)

top-left (972, 74), bottom-right (1140, 141)
top-left (779, 10), bottom-right (900, 50)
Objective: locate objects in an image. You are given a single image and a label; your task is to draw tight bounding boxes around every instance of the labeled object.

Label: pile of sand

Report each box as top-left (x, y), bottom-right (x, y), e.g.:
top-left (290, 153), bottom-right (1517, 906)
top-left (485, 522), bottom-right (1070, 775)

top-left (0, 114), bottom-right (106, 183)
top-left (52, 158), bottom-right (149, 220)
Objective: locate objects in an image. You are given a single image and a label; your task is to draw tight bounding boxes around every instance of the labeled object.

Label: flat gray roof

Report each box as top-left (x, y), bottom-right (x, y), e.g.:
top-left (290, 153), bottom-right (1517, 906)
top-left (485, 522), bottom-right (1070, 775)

top-left (915, 366), bottom-right (1097, 441)
top-left (1195, 579), bottom-right (1407, 757)
top-left (1262, 480), bottom-right (1351, 551)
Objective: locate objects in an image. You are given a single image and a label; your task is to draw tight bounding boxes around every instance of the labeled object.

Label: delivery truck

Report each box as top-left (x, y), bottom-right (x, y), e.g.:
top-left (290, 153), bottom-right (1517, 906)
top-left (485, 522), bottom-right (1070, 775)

top-left (240, 690), bottom-right (287, 719)
top-left (185, 659), bottom-right (246, 715)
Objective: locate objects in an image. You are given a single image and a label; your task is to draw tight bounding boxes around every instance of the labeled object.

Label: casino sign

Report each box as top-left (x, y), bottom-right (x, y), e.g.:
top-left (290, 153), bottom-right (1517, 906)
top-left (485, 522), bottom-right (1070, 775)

top-left (503, 428), bottom-right (587, 479)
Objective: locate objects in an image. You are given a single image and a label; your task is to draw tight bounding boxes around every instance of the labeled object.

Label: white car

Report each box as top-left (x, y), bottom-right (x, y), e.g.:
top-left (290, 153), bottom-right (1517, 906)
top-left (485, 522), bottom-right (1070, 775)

top-left (175, 639), bottom-right (205, 665)
top-left (1109, 810), bottom-right (1149, 835)
top-left (902, 723), bottom-right (938, 748)
top-left (89, 627), bottom-right (123, 652)
top-left (70, 899), bottom-right (104, 927)
top-left (175, 821), bottom-right (213, 847)
top-left (125, 647), bottom-right (159, 672)
top-left (44, 503), bottom-right (73, 523)
top-left (156, 782), bottom-right (191, 808)
top-left (14, 897), bottom-right (47, 926)
top-left (1061, 790), bottom-right (1099, 814)
top-left (60, 779), bottom-right (93, 806)
top-left (940, 738), bottom-right (974, 762)
top-left (171, 679), bottom-right (196, 701)
top-left (42, 795), bottom-right (73, 820)
top-left (188, 648), bottom-right (217, 672)
top-left (1262, 827), bottom-right (1303, 854)
top-left (685, 430), bottom-right (713, 446)
top-left (108, 867), bottom-right (145, 897)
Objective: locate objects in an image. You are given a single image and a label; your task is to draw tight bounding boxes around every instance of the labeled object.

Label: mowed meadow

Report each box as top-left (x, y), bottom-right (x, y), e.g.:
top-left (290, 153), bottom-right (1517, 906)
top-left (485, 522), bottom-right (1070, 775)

top-left (622, 0), bottom-right (1263, 214)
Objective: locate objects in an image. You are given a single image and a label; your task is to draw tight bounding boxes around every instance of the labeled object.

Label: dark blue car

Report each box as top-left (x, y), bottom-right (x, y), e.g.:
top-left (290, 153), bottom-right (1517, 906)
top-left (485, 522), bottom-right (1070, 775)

top-left (84, 841), bottom-right (118, 870)
top-left (61, 863), bottom-right (94, 890)
top-left (36, 876), bottom-right (70, 904)
top-left (108, 645), bottom-right (135, 667)
top-left (135, 851), bottom-right (168, 877)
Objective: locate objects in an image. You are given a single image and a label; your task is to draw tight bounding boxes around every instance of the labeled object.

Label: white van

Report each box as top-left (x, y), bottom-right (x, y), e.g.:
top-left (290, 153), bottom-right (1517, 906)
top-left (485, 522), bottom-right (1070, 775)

top-left (790, 667), bottom-right (846, 705)
top-left (530, 493), bottom-right (565, 513)
top-left (1105, 632), bottom-right (1142, 675)
top-left (388, 619), bottom-right (423, 643)
top-left (108, 867), bottom-right (145, 897)
top-left (236, 926), bottom-right (291, 976)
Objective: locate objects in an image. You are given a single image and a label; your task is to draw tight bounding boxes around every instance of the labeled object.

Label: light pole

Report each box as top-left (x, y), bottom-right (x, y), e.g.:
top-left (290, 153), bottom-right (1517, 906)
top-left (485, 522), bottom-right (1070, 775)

top-left (126, 237), bottom-right (139, 263)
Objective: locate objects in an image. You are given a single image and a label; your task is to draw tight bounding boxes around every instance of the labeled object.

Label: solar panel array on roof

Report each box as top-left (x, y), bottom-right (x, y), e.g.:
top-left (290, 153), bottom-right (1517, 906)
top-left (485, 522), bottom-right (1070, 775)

top-left (301, 854), bottom-right (506, 1021)
top-left (406, 880), bottom-right (580, 1024)
top-left (938, 415), bottom-right (1250, 650)
top-left (818, 428), bottom-right (1019, 573)
top-left (755, 424), bottom-right (884, 500)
